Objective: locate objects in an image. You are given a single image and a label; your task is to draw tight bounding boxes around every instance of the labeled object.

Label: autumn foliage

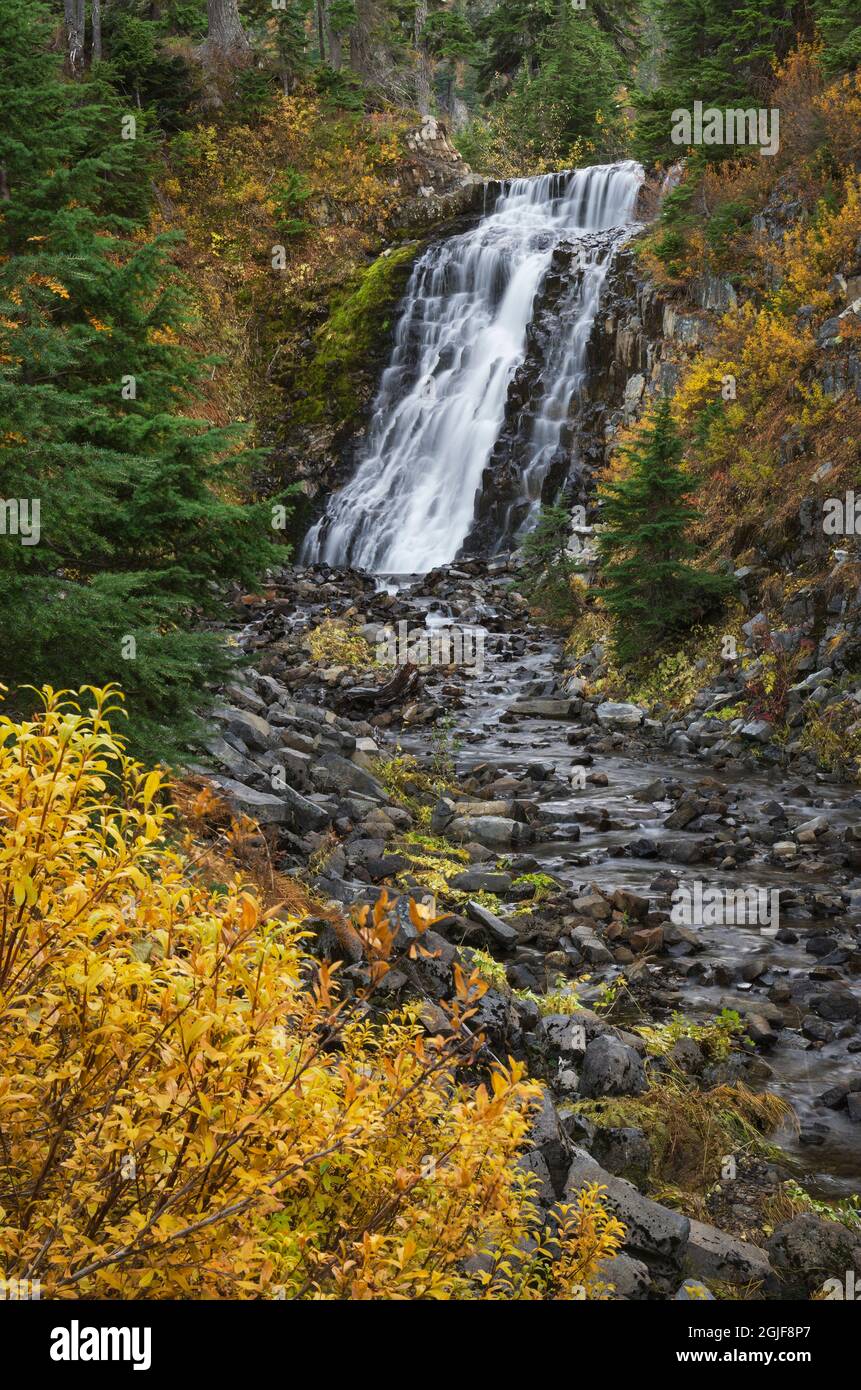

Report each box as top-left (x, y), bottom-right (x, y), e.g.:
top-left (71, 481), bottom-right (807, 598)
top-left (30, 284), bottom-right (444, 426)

top-left (0, 686), bottom-right (623, 1299)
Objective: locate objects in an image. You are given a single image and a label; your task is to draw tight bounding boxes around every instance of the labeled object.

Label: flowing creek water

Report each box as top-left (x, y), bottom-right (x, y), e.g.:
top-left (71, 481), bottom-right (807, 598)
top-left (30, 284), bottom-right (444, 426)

top-left (393, 601), bottom-right (861, 1200)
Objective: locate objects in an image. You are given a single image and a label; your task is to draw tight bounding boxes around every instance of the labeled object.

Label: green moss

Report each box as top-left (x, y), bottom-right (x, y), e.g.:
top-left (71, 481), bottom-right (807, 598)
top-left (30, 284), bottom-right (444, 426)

top-left (513, 976), bottom-right (582, 1016)
top-left (637, 1009), bottom-right (747, 1063)
top-left (373, 752), bottom-right (456, 816)
top-left (401, 831), bottom-right (470, 860)
top-left (777, 1181), bottom-right (861, 1233)
top-left (294, 243), bottom-right (420, 428)
top-left (511, 872), bottom-right (559, 903)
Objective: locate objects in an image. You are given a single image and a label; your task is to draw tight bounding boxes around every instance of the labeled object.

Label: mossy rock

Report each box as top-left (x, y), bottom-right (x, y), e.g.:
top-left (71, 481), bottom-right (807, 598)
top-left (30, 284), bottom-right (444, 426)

top-left (293, 242), bottom-right (421, 430)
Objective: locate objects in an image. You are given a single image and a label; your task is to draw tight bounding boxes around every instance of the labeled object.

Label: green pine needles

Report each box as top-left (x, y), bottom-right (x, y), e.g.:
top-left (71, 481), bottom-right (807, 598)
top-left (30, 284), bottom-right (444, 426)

top-left (0, 0), bottom-right (286, 760)
top-left (596, 395), bottom-right (732, 665)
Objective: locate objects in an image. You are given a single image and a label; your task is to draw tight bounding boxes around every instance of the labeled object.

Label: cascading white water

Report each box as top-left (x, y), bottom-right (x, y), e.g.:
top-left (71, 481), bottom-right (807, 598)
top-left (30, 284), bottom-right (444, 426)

top-left (302, 161), bottom-right (643, 574)
top-left (510, 226), bottom-right (628, 533)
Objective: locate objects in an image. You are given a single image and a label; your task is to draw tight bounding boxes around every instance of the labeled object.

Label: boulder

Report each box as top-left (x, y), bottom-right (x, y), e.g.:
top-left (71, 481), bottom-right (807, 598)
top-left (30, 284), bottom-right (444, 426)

top-left (470, 986), bottom-right (521, 1054)
top-left (311, 751), bottom-right (389, 802)
top-left (741, 720), bottom-right (773, 743)
top-left (684, 1219), bottom-right (772, 1286)
top-left (211, 705), bottom-right (277, 752)
top-left (675, 1279), bottom-right (715, 1300)
top-left (508, 699), bottom-right (580, 719)
top-left (595, 702), bottom-right (645, 730)
top-left (765, 1214), bottom-right (861, 1298)
top-left (590, 1126), bottom-right (651, 1183)
top-left (280, 782), bottom-right (334, 833)
top-left (597, 1252), bottom-right (650, 1300)
top-left (537, 1013), bottom-right (590, 1064)
top-left (517, 1149), bottom-right (556, 1207)
top-left (465, 900), bottom-right (519, 946)
top-left (564, 1150), bottom-right (690, 1264)
top-left (450, 869), bottom-right (514, 894)
top-left (208, 773), bottom-right (331, 832)
top-left (447, 815), bottom-right (530, 848)
top-left (579, 1034), bottom-right (647, 1098)
top-left (528, 1088), bottom-right (573, 1196)
top-left (206, 776), bottom-right (291, 825)
top-left (204, 736), bottom-right (262, 784)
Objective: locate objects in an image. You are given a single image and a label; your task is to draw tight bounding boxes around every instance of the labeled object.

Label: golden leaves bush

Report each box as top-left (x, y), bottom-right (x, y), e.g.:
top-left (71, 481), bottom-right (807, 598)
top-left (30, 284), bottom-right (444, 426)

top-left (0, 686), bottom-right (623, 1299)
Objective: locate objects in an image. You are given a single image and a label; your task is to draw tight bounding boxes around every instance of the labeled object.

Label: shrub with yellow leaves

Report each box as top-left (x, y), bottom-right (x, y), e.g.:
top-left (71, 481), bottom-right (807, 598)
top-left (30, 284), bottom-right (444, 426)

top-left (0, 686), bottom-right (623, 1299)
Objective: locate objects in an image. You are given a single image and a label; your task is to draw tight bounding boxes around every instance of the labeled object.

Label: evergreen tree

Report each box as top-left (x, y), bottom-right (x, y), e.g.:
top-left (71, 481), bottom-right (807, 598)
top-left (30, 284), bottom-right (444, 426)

top-left (520, 496), bottom-right (583, 625)
top-left (0, 0), bottom-right (285, 759)
top-left (596, 396), bottom-right (731, 664)
top-left (814, 0), bottom-right (861, 75)
top-left (503, 10), bottom-right (624, 159)
top-left (634, 0), bottom-right (814, 163)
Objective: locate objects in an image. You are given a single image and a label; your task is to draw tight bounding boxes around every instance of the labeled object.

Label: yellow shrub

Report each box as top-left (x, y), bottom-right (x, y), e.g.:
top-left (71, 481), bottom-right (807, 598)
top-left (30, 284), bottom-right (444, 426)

top-left (306, 618), bottom-right (374, 667)
top-left (777, 177), bottom-right (861, 311)
top-left (816, 70), bottom-right (861, 170)
top-left (0, 687), bottom-right (623, 1299)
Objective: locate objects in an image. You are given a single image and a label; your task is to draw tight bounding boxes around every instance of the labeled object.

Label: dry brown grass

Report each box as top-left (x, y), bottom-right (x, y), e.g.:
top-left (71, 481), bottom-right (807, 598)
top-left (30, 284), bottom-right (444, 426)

top-left (169, 774), bottom-right (340, 920)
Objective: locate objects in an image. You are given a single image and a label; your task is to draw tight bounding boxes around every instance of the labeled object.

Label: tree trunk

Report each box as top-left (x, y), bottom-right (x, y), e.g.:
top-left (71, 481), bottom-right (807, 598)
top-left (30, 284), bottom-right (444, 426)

top-left (91, 0), bottom-right (102, 64)
top-left (450, 58), bottom-right (469, 131)
top-left (64, 0), bottom-right (85, 77)
top-left (203, 0), bottom-right (251, 63)
top-left (413, 0), bottom-right (431, 115)
top-left (325, 5), bottom-right (343, 72)
top-left (349, 0), bottom-right (375, 81)
top-left (316, 0), bottom-right (327, 63)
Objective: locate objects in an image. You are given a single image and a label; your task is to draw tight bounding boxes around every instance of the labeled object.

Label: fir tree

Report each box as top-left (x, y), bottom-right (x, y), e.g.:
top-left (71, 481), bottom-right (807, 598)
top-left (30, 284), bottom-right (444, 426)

top-left (0, 0), bottom-right (285, 759)
top-left (814, 0), bottom-right (861, 75)
top-left (634, 0), bottom-right (814, 163)
top-left (596, 395), bottom-right (731, 664)
top-left (520, 496), bottom-right (583, 625)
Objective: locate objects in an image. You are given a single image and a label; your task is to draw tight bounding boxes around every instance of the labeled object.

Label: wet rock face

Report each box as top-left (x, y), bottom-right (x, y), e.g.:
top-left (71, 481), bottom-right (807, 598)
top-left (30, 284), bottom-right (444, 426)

top-left (462, 218), bottom-right (664, 559)
top-left (463, 241), bottom-right (595, 552)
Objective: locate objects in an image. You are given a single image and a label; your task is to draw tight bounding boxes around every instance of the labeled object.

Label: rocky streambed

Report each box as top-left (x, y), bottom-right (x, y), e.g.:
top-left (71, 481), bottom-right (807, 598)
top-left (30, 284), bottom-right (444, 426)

top-left (196, 557), bottom-right (861, 1299)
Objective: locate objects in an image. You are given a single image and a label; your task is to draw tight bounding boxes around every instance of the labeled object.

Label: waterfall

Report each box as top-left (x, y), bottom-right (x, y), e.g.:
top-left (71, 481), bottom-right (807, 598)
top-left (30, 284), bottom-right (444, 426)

top-left (302, 160), bottom-right (643, 575)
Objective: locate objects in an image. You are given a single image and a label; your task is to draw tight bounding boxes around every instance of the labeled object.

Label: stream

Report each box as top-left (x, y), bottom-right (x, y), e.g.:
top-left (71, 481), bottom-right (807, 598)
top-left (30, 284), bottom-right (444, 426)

top-left (390, 587), bottom-right (861, 1199)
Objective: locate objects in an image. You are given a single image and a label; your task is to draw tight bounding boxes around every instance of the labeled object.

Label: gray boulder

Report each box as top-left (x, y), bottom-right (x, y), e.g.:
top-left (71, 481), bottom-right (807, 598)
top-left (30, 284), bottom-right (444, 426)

top-left (450, 869), bottom-right (514, 894)
top-left (766, 1214), bottom-right (861, 1298)
top-left (595, 702), bottom-right (645, 730)
top-left (470, 986), bottom-right (521, 1054)
top-left (591, 1126), bottom-right (651, 1183)
top-left (684, 1219), bottom-right (772, 1285)
top-left (465, 899), bottom-right (519, 946)
top-left (509, 698), bottom-right (580, 719)
top-left (211, 705), bottom-right (277, 752)
top-left (579, 1034), bottom-right (647, 1098)
top-left (528, 1088), bottom-right (573, 1197)
top-left (204, 736), bottom-right (263, 785)
top-left (517, 1149), bottom-right (556, 1207)
top-left (675, 1279), bottom-right (715, 1300)
top-left (311, 751), bottom-right (389, 803)
top-left (564, 1150), bottom-right (690, 1263)
top-left (597, 1252), bottom-right (650, 1300)
top-left (447, 815), bottom-right (531, 848)
top-left (280, 782), bottom-right (334, 833)
top-left (206, 776), bottom-right (291, 826)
